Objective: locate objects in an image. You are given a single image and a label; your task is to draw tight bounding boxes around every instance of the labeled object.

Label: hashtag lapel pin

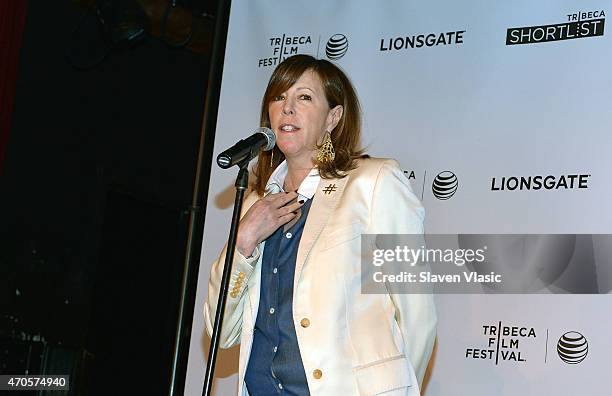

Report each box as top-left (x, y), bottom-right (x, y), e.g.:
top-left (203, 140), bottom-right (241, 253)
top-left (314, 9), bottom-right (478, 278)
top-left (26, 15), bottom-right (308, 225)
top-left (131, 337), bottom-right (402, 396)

top-left (322, 183), bottom-right (338, 195)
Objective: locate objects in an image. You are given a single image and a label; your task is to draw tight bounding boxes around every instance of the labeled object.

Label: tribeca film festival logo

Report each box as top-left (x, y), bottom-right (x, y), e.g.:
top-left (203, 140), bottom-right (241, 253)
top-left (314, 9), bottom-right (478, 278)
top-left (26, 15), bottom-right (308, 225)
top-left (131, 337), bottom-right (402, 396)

top-left (490, 174), bottom-right (590, 191)
top-left (325, 34), bottom-right (349, 60)
top-left (257, 33), bottom-right (348, 67)
top-left (466, 321), bottom-right (536, 364)
top-left (380, 29), bottom-right (465, 52)
top-left (506, 10), bottom-right (605, 45)
top-left (258, 34), bottom-right (314, 67)
top-left (557, 331), bottom-right (588, 364)
top-left (432, 171), bottom-right (458, 200)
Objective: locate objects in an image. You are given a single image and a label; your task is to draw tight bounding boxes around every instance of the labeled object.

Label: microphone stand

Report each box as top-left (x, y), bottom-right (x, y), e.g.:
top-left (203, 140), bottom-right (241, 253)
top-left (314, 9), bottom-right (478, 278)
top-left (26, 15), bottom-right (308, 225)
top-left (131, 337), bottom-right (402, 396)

top-left (203, 158), bottom-right (250, 396)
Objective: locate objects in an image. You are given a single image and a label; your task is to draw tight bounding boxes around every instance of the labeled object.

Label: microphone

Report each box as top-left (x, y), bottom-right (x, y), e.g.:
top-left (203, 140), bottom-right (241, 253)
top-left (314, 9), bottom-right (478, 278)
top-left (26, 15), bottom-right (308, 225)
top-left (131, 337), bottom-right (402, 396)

top-left (216, 127), bottom-right (276, 169)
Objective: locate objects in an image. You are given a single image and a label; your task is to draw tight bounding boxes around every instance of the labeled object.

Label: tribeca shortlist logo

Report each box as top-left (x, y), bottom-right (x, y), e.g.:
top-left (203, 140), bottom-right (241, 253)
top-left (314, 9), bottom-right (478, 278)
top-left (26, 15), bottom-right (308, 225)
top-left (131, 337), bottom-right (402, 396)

top-left (506, 10), bottom-right (605, 45)
top-left (432, 171), bottom-right (458, 200)
top-left (325, 34), bottom-right (349, 60)
top-left (557, 331), bottom-right (588, 364)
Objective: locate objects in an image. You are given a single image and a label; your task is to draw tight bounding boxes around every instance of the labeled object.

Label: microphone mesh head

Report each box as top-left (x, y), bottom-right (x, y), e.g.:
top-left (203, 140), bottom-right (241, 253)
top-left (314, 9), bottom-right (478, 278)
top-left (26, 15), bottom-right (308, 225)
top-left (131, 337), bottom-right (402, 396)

top-left (256, 127), bottom-right (276, 151)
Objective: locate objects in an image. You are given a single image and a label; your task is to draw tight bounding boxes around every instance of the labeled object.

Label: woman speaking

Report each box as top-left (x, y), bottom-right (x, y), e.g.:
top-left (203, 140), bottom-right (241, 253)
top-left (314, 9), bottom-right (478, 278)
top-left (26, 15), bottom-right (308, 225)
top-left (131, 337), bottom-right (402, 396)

top-left (204, 54), bottom-right (436, 396)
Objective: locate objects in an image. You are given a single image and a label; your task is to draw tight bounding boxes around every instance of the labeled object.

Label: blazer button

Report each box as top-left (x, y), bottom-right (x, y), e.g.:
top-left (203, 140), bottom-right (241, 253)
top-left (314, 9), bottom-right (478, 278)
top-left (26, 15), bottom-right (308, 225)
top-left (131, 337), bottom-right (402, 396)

top-left (312, 369), bottom-right (322, 379)
top-left (300, 318), bottom-right (310, 328)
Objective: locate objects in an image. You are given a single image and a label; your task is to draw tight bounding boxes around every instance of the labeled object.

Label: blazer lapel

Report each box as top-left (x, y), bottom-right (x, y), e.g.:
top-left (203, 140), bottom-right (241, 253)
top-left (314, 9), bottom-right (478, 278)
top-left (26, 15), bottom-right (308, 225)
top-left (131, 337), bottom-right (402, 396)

top-left (293, 175), bottom-right (350, 293)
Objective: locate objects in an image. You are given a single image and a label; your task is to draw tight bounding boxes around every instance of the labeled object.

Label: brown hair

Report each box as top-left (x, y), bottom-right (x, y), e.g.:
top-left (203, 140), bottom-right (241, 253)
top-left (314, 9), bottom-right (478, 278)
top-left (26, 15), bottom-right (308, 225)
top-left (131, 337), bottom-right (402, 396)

top-left (252, 54), bottom-right (365, 196)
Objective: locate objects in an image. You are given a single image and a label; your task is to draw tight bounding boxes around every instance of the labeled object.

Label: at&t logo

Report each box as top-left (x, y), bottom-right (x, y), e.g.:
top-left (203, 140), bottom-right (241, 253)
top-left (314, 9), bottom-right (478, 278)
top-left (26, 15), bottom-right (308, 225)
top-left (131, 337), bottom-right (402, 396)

top-left (432, 171), bottom-right (458, 200)
top-left (325, 34), bottom-right (349, 60)
top-left (557, 331), bottom-right (588, 364)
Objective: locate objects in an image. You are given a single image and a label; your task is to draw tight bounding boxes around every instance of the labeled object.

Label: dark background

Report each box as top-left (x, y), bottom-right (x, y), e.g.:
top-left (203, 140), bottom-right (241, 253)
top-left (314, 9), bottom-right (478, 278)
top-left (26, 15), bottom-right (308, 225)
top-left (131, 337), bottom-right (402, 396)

top-left (0, 0), bottom-right (217, 394)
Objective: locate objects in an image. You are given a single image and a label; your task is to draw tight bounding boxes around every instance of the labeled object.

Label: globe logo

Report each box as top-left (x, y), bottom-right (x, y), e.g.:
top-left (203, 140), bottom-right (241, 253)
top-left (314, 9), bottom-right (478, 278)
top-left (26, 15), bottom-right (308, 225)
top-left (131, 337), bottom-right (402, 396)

top-left (432, 171), bottom-right (458, 200)
top-left (325, 34), bottom-right (349, 60)
top-left (557, 331), bottom-right (588, 364)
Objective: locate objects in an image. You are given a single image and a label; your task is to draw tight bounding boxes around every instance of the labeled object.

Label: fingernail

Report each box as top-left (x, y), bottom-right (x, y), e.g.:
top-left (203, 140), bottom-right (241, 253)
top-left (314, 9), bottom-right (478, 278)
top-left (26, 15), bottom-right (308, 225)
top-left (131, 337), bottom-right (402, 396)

top-left (299, 200), bottom-right (304, 204)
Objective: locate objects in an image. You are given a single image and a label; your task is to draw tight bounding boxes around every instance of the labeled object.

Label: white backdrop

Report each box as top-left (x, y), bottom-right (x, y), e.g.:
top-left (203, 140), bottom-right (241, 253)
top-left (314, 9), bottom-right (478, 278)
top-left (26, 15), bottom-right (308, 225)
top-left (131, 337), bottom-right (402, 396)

top-left (185, 1), bottom-right (612, 394)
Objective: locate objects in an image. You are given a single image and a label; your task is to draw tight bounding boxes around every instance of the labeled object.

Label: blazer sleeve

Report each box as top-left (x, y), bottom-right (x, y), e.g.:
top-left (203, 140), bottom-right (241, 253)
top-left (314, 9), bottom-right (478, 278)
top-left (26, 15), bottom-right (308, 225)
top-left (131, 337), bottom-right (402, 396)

top-left (203, 192), bottom-right (262, 349)
top-left (366, 159), bottom-right (437, 387)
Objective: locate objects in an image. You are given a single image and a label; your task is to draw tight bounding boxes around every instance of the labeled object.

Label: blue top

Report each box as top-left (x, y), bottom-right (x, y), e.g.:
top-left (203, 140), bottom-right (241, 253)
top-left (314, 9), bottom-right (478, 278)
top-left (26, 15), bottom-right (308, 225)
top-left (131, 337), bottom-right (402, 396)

top-left (244, 198), bottom-right (313, 396)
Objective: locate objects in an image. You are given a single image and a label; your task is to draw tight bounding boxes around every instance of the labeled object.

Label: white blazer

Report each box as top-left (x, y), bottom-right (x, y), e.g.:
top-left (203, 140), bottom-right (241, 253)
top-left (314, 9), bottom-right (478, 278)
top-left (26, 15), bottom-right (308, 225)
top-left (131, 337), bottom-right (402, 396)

top-left (204, 158), bottom-right (437, 396)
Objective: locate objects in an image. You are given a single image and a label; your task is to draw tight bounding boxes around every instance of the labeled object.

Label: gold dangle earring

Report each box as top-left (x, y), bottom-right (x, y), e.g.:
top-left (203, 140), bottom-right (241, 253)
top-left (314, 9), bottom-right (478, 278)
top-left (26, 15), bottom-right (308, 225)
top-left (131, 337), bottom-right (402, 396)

top-left (317, 131), bottom-right (335, 163)
top-left (269, 149), bottom-right (274, 168)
